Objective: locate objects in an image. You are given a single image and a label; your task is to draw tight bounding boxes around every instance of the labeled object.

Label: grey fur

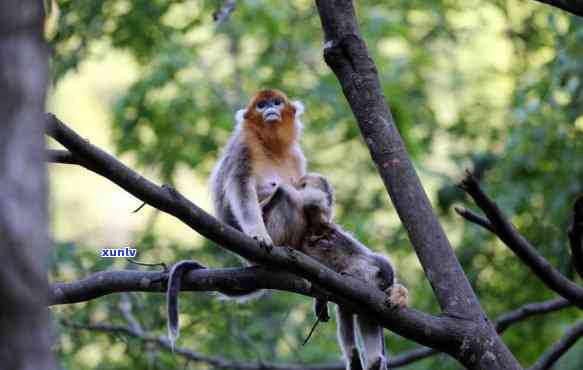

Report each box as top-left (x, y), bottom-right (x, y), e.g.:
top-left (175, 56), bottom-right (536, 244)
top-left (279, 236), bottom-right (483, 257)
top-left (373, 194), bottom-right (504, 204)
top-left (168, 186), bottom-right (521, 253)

top-left (263, 173), bottom-right (406, 370)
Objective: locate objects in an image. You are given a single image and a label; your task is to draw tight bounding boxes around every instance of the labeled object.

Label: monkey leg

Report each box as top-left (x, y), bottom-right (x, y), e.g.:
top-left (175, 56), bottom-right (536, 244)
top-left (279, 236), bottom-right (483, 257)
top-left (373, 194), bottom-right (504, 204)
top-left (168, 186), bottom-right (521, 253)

top-left (336, 306), bottom-right (364, 370)
top-left (355, 315), bottom-right (387, 370)
top-left (314, 298), bottom-right (330, 322)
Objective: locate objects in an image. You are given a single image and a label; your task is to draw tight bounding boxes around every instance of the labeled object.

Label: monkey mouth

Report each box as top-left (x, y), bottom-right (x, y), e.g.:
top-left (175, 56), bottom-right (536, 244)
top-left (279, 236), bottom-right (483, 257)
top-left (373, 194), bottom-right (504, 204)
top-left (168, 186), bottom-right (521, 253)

top-left (263, 109), bottom-right (281, 122)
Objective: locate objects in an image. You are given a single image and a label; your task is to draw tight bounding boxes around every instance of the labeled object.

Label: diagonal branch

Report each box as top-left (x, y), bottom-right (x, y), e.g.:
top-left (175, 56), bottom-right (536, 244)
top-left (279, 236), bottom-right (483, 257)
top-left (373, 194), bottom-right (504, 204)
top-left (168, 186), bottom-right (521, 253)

top-left (528, 321), bottom-right (583, 370)
top-left (533, 0), bottom-right (583, 17)
top-left (45, 114), bottom-right (456, 352)
top-left (460, 172), bottom-right (583, 308)
top-left (313, 2), bottom-right (521, 368)
top-left (454, 206), bottom-right (495, 233)
top-left (568, 196), bottom-right (583, 279)
top-left (314, 0), bottom-right (482, 322)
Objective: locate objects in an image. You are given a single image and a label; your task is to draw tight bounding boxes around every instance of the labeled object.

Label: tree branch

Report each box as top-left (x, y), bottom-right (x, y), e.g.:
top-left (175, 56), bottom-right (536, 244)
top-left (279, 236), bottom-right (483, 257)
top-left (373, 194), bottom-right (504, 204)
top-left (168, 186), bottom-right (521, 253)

top-left (314, 0), bottom-right (482, 322)
top-left (494, 297), bottom-right (571, 333)
top-left (45, 114), bottom-right (457, 353)
top-left (49, 267), bottom-right (312, 306)
top-left (460, 172), bottom-right (583, 308)
top-left (528, 321), bottom-right (583, 370)
top-left (533, 0), bottom-right (583, 18)
top-left (313, 2), bottom-right (519, 368)
top-left (568, 196), bottom-right (583, 280)
top-left (454, 206), bottom-right (495, 233)
top-left (46, 149), bottom-right (83, 166)
top-left (56, 282), bottom-right (572, 370)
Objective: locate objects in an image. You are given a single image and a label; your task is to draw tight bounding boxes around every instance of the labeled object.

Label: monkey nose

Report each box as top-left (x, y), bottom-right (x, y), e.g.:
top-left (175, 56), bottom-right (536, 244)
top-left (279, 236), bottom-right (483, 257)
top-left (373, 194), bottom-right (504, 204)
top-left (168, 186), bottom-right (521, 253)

top-left (263, 108), bottom-right (281, 122)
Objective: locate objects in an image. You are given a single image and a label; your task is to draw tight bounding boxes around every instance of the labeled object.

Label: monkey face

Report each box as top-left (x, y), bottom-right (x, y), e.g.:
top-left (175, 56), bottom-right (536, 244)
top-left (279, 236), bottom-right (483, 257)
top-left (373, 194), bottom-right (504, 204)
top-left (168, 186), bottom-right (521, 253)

top-left (255, 96), bottom-right (284, 123)
top-left (243, 89), bottom-right (296, 125)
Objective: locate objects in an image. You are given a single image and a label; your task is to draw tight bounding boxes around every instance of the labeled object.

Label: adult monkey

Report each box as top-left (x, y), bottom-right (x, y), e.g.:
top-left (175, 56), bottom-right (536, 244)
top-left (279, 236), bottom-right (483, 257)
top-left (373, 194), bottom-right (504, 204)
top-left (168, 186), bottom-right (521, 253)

top-left (210, 88), bottom-right (306, 249)
top-left (167, 89), bottom-right (307, 347)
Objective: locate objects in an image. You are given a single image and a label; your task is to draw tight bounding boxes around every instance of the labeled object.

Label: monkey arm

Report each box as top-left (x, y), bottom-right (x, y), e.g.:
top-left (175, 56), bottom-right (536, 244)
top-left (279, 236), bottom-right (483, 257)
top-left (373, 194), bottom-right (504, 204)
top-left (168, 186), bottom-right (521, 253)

top-left (226, 176), bottom-right (273, 246)
top-left (372, 255), bottom-right (395, 292)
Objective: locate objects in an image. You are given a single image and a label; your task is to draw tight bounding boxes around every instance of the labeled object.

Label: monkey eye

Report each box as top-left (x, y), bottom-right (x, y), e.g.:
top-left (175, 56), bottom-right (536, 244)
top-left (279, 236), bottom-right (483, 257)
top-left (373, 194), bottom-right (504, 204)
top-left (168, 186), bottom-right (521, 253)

top-left (301, 183), bottom-right (307, 188)
top-left (273, 98), bottom-right (282, 106)
top-left (257, 101), bottom-right (267, 109)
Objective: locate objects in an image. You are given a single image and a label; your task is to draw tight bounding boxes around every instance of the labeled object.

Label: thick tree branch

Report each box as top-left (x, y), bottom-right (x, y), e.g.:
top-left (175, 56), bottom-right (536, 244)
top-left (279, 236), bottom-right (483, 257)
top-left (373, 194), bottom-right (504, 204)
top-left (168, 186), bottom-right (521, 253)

top-left (528, 321), bottom-right (583, 370)
top-left (45, 114), bottom-right (458, 353)
top-left (533, 0), bottom-right (583, 18)
top-left (568, 196), bottom-right (583, 279)
top-left (460, 172), bottom-right (583, 308)
top-left (314, 0), bottom-right (482, 322)
top-left (50, 267), bottom-right (312, 306)
top-left (313, 2), bottom-right (519, 368)
top-left (55, 272), bottom-right (572, 370)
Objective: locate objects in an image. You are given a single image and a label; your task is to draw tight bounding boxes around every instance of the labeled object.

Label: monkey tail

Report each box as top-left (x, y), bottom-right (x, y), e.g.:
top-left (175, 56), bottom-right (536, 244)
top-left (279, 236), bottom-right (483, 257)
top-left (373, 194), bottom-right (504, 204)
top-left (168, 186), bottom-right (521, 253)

top-left (166, 260), bottom-right (207, 351)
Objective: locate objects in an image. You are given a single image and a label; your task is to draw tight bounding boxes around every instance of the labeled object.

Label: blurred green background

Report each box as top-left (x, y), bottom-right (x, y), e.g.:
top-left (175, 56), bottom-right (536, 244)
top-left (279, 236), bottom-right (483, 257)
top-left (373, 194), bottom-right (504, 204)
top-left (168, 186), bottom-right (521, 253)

top-left (46, 0), bottom-right (583, 369)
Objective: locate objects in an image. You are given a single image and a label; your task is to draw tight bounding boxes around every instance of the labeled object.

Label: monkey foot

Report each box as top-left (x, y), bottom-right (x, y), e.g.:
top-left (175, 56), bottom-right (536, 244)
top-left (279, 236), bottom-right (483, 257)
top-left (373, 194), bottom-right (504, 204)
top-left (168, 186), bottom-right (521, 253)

top-left (385, 283), bottom-right (409, 309)
top-left (367, 357), bottom-right (388, 370)
top-left (255, 237), bottom-right (274, 254)
top-left (348, 349), bottom-right (364, 370)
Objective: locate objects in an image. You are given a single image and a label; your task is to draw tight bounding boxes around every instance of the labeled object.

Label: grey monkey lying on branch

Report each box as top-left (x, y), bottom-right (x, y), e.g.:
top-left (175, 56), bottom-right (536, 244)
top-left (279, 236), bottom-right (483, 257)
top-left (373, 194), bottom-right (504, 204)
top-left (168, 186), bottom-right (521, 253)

top-left (263, 173), bottom-right (408, 370)
top-left (166, 173), bottom-right (408, 369)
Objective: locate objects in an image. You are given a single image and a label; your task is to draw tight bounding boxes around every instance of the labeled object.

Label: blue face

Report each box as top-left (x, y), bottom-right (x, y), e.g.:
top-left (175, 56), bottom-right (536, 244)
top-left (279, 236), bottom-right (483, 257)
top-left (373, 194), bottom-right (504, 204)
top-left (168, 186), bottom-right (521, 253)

top-left (256, 97), bottom-right (284, 122)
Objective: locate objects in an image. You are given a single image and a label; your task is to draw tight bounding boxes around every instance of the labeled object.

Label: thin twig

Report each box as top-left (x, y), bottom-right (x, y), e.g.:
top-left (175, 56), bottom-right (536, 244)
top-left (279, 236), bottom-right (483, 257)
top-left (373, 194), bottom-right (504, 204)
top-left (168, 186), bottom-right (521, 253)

top-left (460, 171), bottom-right (583, 308)
top-left (454, 206), bottom-right (496, 233)
top-left (528, 321), bottom-right (583, 370)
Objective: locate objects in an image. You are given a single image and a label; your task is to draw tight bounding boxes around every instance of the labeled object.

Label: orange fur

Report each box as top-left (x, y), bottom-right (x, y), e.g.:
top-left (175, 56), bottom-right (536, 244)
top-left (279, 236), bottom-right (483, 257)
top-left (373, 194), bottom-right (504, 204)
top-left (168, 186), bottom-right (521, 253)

top-left (242, 89), bottom-right (303, 181)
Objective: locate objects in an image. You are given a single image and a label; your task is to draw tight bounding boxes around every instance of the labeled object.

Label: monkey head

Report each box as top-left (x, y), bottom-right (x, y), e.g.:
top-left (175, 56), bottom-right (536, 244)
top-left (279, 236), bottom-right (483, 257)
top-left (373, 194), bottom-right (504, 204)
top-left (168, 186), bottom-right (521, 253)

top-left (296, 173), bottom-right (335, 225)
top-left (237, 89), bottom-right (303, 126)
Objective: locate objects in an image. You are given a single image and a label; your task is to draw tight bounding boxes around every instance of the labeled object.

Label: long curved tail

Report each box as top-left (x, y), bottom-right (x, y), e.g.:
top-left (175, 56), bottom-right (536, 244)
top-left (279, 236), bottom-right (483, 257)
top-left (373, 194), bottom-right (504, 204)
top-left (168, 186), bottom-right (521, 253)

top-left (166, 260), bottom-right (207, 351)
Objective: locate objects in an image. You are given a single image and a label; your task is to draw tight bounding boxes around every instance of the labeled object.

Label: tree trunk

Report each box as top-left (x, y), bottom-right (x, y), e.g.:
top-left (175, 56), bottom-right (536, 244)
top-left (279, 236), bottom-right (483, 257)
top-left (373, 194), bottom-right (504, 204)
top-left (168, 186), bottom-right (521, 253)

top-left (0, 1), bottom-right (53, 369)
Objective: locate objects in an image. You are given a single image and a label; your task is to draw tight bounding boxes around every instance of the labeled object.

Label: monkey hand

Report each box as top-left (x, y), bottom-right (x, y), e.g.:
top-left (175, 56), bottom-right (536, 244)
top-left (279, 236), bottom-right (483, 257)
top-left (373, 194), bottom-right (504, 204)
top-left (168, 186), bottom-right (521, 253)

top-left (385, 283), bottom-right (409, 309)
top-left (247, 225), bottom-right (274, 253)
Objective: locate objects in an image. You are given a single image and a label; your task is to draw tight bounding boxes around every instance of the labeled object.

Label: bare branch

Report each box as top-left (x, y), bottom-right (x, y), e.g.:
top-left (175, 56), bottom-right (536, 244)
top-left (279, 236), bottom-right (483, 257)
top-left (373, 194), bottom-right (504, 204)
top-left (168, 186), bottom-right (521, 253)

top-left (313, 2), bottom-right (519, 368)
top-left (49, 267), bottom-right (311, 306)
top-left (454, 206), bottom-right (495, 233)
top-left (528, 321), bottom-right (583, 370)
top-left (47, 149), bottom-right (82, 165)
top-left (460, 172), bottom-right (583, 308)
top-left (494, 298), bottom-right (572, 333)
top-left (315, 0), bottom-right (481, 320)
top-left (57, 288), bottom-right (573, 369)
top-left (568, 196), bottom-right (583, 279)
top-left (533, 0), bottom-right (583, 17)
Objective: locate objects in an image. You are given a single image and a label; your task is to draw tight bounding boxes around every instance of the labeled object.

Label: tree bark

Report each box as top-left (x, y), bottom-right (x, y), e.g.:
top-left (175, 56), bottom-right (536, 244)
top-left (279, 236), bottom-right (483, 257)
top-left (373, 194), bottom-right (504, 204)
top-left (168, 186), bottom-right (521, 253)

top-left (0, 1), bottom-right (53, 369)
top-left (313, 1), bottom-right (522, 369)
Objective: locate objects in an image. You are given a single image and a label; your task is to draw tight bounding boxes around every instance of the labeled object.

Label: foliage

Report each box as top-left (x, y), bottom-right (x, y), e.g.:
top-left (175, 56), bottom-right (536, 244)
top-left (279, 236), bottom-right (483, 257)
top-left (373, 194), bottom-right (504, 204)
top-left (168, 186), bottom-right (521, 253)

top-left (48, 1), bottom-right (583, 369)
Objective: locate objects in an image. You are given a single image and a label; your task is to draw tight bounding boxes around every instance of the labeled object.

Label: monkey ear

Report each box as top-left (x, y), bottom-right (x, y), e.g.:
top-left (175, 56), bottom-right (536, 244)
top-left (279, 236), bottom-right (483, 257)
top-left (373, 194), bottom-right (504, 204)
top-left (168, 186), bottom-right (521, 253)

top-left (291, 100), bottom-right (304, 118)
top-left (235, 108), bottom-right (247, 125)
